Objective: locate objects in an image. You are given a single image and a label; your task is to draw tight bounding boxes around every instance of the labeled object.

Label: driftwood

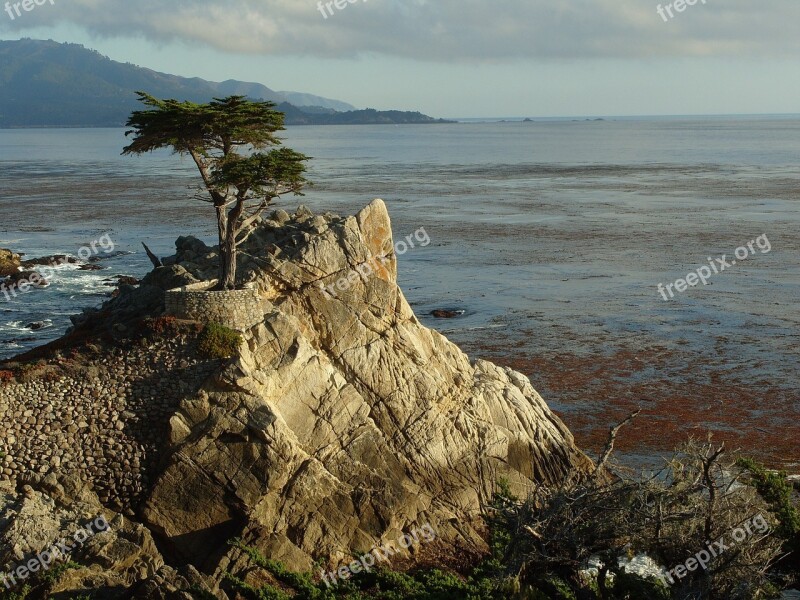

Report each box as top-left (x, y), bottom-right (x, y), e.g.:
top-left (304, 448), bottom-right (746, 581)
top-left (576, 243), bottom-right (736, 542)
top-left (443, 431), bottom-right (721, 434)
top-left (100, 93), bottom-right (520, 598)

top-left (142, 242), bottom-right (162, 268)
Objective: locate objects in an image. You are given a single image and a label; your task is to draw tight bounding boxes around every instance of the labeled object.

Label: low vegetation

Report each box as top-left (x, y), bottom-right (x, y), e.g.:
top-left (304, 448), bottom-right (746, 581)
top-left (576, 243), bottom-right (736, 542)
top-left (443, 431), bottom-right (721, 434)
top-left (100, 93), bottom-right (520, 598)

top-left (145, 315), bottom-right (181, 335)
top-left (197, 322), bottom-right (243, 359)
top-left (738, 457), bottom-right (800, 544)
top-left (496, 438), bottom-right (788, 598)
top-left (223, 539), bottom-right (504, 600)
top-left (0, 561), bottom-right (81, 600)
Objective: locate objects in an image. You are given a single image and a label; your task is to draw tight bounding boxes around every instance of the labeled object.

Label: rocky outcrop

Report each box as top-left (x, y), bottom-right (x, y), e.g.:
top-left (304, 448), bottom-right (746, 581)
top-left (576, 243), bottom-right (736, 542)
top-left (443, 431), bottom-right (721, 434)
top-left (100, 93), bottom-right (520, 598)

top-left (142, 200), bottom-right (593, 573)
top-left (1, 200), bottom-right (592, 593)
top-left (0, 248), bottom-right (22, 277)
top-left (0, 248), bottom-right (38, 294)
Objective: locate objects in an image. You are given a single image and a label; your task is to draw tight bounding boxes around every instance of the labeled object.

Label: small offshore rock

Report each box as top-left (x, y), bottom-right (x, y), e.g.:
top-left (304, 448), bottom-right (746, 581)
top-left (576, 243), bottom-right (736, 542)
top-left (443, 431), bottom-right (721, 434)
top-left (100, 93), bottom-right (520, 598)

top-left (431, 309), bottom-right (465, 319)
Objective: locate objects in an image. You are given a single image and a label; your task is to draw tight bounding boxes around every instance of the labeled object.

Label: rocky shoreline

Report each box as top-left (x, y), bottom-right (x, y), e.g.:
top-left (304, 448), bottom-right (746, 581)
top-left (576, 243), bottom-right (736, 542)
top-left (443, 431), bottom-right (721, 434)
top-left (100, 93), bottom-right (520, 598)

top-left (0, 247), bottom-right (112, 300)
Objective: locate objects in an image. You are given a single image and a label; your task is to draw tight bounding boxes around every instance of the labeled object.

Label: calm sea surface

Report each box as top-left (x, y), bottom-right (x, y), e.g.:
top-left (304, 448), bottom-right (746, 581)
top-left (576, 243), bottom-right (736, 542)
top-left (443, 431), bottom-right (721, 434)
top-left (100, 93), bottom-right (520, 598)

top-left (1, 119), bottom-right (798, 466)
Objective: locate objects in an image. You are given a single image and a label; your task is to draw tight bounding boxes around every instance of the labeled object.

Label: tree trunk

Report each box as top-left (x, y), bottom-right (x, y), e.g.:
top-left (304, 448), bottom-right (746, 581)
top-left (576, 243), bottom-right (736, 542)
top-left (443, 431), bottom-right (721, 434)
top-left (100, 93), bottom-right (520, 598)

top-left (215, 203), bottom-right (237, 290)
top-left (597, 564), bottom-right (610, 600)
top-left (221, 236), bottom-right (237, 290)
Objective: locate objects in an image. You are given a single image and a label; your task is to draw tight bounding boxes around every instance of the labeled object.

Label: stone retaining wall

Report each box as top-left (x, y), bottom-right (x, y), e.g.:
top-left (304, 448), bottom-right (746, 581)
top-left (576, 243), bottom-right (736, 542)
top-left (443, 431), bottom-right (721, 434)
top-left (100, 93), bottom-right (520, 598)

top-left (164, 281), bottom-right (264, 331)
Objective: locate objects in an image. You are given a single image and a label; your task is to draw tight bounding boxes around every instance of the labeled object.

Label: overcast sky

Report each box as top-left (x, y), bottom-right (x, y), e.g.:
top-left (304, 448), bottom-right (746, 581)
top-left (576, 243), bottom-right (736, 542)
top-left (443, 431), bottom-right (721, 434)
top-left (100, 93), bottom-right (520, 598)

top-left (2, 0), bottom-right (799, 118)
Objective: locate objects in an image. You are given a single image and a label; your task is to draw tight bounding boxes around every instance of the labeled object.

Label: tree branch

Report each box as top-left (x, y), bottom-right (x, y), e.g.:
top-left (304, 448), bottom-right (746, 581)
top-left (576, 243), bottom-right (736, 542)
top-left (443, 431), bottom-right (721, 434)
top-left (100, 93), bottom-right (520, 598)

top-left (593, 409), bottom-right (641, 478)
top-left (702, 443), bottom-right (726, 540)
top-left (141, 242), bottom-right (162, 268)
top-left (188, 148), bottom-right (225, 205)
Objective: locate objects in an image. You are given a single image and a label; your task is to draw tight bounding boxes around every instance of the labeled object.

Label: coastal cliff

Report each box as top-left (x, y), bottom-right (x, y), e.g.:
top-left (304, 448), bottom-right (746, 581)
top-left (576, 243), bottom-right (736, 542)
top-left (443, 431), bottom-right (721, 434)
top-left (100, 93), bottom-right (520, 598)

top-left (0, 200), bottom-right (592, 597)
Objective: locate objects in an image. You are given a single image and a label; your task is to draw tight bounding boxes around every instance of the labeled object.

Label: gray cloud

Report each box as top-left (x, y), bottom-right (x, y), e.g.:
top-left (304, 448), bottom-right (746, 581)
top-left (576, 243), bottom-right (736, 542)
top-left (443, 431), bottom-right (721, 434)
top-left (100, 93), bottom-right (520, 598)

top-left (3, 0), bottom-right (800, 60)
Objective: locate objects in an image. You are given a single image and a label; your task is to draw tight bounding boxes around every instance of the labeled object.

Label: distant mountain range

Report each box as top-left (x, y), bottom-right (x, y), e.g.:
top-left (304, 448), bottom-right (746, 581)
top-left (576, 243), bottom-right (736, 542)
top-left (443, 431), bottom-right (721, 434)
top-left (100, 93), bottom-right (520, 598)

top-left (0, 39), bottom-right (450, 127)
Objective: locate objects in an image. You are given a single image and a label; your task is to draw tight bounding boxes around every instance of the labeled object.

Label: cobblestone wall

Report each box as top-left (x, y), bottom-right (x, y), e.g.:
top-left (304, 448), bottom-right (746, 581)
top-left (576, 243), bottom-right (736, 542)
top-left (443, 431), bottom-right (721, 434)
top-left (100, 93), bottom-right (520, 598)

top-left (164, 281), bottom-right (264, 331)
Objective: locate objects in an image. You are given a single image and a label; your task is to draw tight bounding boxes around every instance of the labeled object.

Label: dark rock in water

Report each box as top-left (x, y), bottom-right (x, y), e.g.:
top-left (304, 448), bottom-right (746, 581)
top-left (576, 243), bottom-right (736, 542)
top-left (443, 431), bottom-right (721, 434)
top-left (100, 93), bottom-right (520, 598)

top-left (70, 267), bottom-right (192, 334)
top-left (1, 336), bottom-right (36, 344)
top-left (431, 309), bottom-right (465, 319)
top-left (6, 271), bottom-right (32, 283)
top-left (1, 269), bottom-right (49, 290)
top-left (26, 321), bottom-right (48, 330)
top-left (78, 264), bottom-right (105, 271)
top-left (104, 275), bottom-right (140, 287)
top-left (88, 250), bottom-right (130, 262)
top-left (20, 254), bottom-right (78, 268)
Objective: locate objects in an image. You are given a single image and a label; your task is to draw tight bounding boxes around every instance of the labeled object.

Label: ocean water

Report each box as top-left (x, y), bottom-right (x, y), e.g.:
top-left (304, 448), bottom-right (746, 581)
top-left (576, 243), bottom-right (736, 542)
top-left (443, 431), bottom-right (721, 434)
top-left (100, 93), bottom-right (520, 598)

top-left (1, 119), bottom-right (798, 466)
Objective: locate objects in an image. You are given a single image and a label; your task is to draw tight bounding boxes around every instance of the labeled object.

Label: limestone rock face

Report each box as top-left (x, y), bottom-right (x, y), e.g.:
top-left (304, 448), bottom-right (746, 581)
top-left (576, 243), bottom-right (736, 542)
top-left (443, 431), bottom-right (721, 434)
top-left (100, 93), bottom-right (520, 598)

top-left (143, 200), bottom-right (593, 574)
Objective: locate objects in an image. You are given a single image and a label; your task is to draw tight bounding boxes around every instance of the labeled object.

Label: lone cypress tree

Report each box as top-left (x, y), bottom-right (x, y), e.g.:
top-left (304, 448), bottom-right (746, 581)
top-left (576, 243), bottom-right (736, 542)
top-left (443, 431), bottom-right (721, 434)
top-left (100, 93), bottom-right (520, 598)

top-left (123, 93), bottom-right (308, 289)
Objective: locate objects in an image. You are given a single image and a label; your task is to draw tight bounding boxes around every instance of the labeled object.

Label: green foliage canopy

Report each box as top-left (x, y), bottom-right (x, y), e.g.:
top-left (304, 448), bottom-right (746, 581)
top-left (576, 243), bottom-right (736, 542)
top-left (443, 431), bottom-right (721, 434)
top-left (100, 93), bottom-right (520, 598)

top-left (122, 92), bottom-right (309, 288)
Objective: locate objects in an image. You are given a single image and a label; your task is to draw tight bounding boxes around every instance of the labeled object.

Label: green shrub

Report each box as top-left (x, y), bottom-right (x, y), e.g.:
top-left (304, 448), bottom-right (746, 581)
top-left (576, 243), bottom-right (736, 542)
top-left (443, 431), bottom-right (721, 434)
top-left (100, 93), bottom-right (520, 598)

top-left (737, 457), bottom-right (800, 551)
top-left (41, 560), bottom-right (80, 585)
top-left (224, 539), bottom-right (513, 600)
top-left (197, 323), bottom-right (242, 359)
top-left (0, 560), bottom-right (80, 600)
top-left (0, 584), bottom-right (31, 600)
